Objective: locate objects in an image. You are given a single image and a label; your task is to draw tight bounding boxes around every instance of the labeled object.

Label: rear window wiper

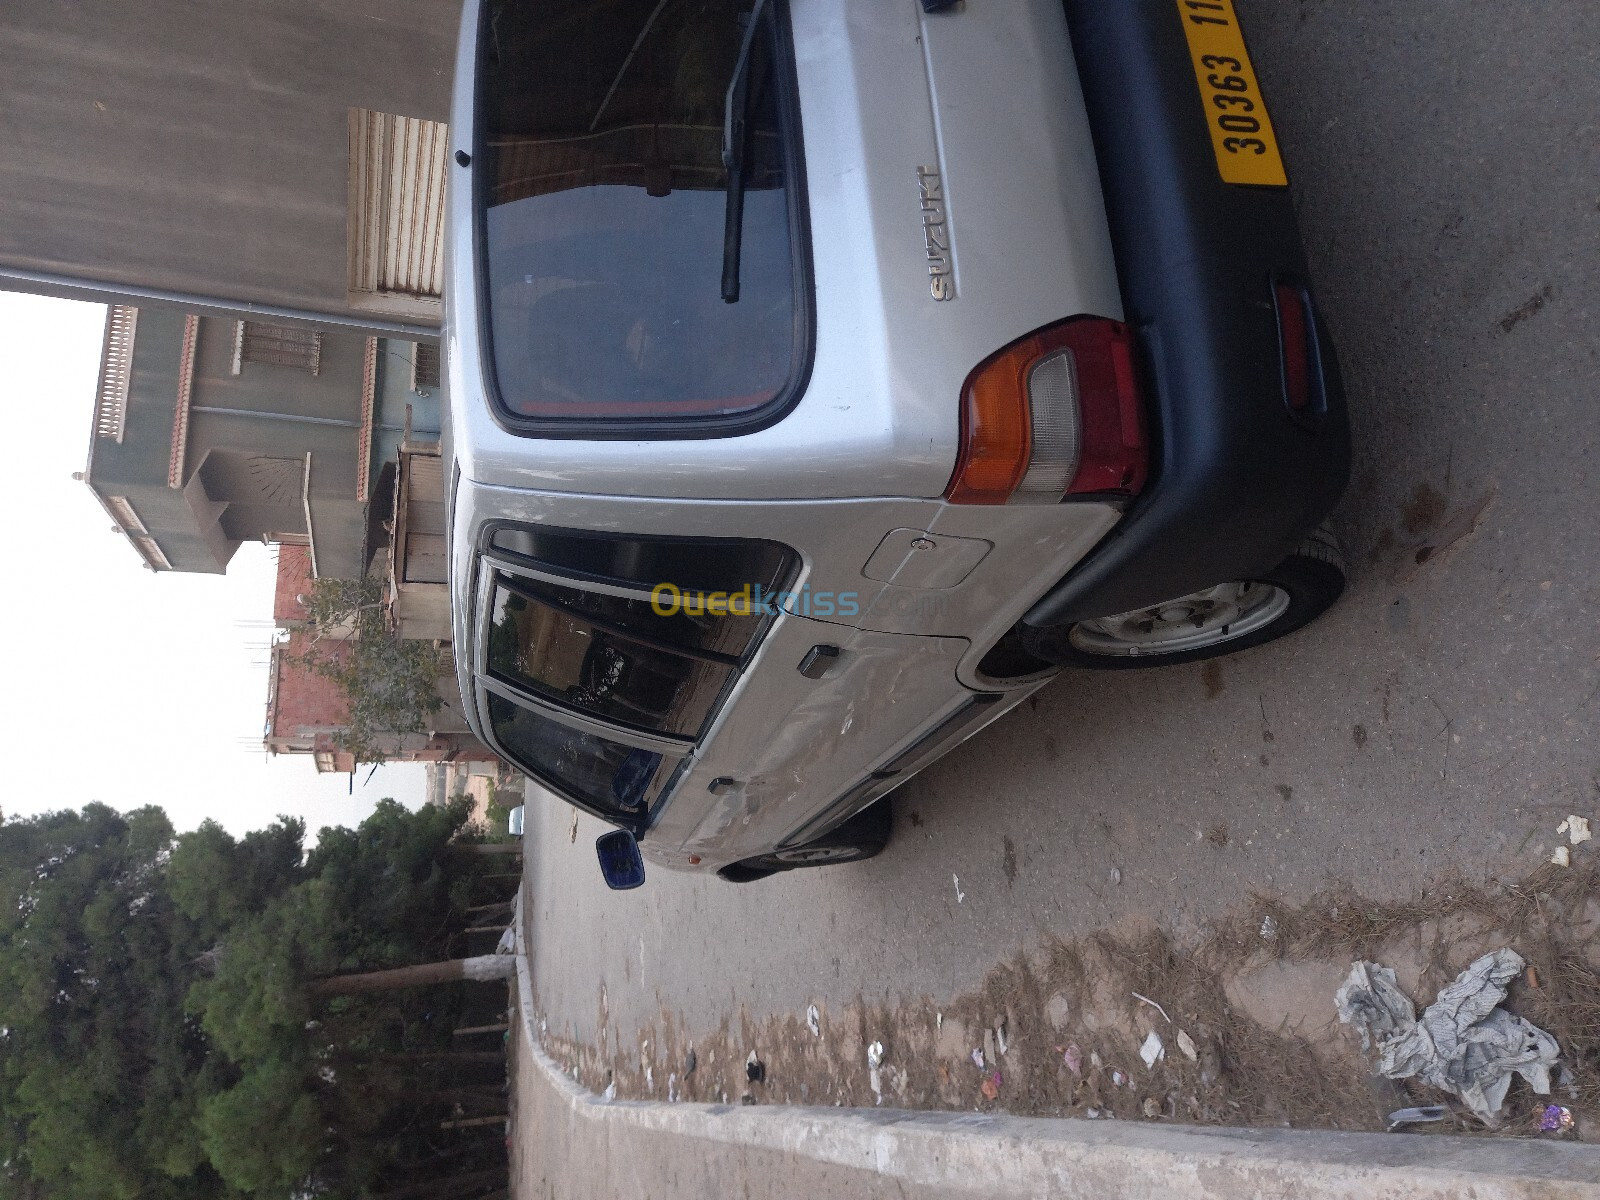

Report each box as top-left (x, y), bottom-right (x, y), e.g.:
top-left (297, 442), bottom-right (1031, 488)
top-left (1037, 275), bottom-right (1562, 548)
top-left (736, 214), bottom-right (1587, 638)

top-left (720, 0), bottom-right (769, 304)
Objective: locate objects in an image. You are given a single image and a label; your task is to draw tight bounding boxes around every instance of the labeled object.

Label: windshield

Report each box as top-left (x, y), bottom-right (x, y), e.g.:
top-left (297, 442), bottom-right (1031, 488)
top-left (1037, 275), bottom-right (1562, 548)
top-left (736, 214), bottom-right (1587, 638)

top-left (477, 0), bottom-right (806, 432)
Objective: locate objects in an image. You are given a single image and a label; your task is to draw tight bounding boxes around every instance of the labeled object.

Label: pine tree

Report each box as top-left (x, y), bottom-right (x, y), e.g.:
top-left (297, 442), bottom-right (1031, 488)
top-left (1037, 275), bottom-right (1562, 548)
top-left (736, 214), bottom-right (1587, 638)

top-left (0, 799), bottom-right (516, 1200)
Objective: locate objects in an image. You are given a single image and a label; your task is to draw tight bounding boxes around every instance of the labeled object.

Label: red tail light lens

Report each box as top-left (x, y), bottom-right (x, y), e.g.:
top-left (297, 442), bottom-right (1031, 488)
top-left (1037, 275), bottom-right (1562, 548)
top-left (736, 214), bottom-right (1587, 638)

top-left (1275, 281), bottom-right (1314, 413)
top-left (945, 317), bottom-right (1148, 505)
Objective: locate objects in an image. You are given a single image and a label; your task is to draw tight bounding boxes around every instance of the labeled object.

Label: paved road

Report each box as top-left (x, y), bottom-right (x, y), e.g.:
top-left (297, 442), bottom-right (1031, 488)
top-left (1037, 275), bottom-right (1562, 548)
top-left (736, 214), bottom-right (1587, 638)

top-left (521, 0), bottom-right (1600, 1058)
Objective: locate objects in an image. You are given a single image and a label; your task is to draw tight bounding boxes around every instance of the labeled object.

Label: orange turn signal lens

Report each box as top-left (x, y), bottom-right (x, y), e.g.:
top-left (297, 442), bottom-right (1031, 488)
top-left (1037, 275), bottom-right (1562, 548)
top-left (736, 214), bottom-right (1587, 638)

top-left (944, 317), bottom-right (1147, 505)
top-left (944, 340), bottom-right (1036, 504)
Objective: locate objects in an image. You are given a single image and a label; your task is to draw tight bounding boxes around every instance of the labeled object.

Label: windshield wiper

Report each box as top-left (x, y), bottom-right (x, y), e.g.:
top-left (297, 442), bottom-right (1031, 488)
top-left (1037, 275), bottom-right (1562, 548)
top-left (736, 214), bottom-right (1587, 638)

top-left (720, 0), bottom-right (769, 304)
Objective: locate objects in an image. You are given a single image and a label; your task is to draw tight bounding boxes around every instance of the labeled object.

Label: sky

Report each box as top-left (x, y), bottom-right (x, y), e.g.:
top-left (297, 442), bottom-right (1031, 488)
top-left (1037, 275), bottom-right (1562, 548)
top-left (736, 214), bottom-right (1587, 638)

top-left (0, 292), bottom-right (425, 837)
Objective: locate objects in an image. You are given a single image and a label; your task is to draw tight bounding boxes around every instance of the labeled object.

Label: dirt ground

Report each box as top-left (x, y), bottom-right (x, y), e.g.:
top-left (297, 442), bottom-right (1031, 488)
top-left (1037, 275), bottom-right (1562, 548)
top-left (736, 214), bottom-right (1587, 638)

top-left (534, 851), bottom-right (1600, 1141)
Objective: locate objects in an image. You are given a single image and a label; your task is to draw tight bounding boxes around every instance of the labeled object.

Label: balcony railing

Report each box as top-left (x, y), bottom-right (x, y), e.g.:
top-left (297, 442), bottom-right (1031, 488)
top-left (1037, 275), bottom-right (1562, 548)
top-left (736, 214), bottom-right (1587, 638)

top-left (94, 305), bottom-right (139, 442)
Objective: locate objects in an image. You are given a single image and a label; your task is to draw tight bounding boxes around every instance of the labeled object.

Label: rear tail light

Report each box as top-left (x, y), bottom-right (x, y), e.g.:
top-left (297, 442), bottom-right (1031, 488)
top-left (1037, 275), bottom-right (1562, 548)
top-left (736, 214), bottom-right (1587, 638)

top-left (944, 317), bottom-right (1148, 505)
top-left (1274, 280), bottom-right (1316, 414)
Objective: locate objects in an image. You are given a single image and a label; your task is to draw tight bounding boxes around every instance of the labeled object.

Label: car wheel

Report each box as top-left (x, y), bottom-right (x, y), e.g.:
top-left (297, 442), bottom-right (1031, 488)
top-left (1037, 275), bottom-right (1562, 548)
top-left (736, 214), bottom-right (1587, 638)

top-left (719, 801), bottom-right (893, 881)
top-left (1026, 527), bottom-right (1346, 670)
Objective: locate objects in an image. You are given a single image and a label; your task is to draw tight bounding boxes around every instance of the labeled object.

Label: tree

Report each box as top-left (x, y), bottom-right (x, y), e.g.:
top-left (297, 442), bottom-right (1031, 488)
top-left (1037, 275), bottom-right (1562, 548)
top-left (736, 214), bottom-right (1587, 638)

top-left (195, 1059), bottom-right (322, 1194)
top-left (0, 804), bottom-right (237, 1200)
top-left (168, 816), bottom-right (307, 946)
top-left (293, 576), bottom-right (445, 765)
top-left (0, 799), bottom-right (517, 1200)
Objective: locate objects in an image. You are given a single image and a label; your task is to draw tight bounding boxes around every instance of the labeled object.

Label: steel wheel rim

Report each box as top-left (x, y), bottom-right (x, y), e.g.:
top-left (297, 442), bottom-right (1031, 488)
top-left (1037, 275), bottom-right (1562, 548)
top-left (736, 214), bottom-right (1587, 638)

top-left (763, 844), bottom-right (862, 866)
top-left (1067, 581), bottom-right (1291, 657)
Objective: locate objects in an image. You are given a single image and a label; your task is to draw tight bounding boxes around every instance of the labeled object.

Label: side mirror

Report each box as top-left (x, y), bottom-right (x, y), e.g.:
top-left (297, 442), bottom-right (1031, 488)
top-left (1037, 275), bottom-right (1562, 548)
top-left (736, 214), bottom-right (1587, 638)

top-left (595, 830), bottom-right (646, 891)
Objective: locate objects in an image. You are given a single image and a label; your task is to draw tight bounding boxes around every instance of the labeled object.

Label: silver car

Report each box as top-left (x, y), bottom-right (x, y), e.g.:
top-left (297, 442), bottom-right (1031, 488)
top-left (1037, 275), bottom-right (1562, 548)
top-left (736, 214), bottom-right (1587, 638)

top-left (444, 0), bottom-right (1350, 886)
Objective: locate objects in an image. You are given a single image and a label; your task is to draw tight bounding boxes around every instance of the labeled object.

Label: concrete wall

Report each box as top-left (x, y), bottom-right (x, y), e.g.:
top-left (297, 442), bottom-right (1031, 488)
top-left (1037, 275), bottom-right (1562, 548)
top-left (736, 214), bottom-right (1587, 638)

top-left (184, 315), bottom-right (370, 575)
top-left (273, 543), bottom-right (315, 624)
top-left (86, 309), bottom-right (379, 577)
top-left (375, 338), bottom-right (443, 462)
top-left (267, 629), bottom-right (351, 743)
top-left (84, 308), bottom-right (235, 571)
top-left (0, 0), bottom-right (457, 331)
top-left (373, 339), bottom-right (446, 630)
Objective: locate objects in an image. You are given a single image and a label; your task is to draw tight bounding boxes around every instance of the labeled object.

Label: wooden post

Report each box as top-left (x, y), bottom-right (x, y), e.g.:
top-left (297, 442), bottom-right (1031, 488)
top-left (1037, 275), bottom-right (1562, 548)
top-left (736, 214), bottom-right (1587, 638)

top-left (453, 1023), bottom-right (510, 1037)
top-left (440, 1115), bottom-right (508, 1129)
top-left (369, 1167), bottom-right (506, 1200)
top-left (371, 1051), bottom-right (507, 1065)
top-left (309, 955), bottom-right (515, 997)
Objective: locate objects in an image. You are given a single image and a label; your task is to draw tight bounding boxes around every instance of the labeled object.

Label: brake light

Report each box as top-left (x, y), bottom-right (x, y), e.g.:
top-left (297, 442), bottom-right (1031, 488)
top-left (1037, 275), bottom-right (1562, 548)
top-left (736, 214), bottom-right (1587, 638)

top-left (944, 317), bottom-right (1148, 505)
top-left (1275, 281), bottom-right (1314, 413)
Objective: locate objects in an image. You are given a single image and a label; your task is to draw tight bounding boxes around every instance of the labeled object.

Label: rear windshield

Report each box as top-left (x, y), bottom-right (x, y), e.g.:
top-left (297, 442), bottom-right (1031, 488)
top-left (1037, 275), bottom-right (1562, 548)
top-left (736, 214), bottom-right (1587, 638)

top-left (477, 0), bottom-right (807, 433)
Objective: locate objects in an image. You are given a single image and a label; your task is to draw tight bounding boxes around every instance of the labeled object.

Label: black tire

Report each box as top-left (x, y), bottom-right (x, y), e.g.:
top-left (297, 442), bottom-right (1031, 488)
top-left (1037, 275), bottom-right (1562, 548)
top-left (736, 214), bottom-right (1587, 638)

top-left (1024, 528), bottom-right (1346, 670)
top-left (716, 861), bottom-right (779, 884)
top-left (720, 801), bottom-right (893, 881)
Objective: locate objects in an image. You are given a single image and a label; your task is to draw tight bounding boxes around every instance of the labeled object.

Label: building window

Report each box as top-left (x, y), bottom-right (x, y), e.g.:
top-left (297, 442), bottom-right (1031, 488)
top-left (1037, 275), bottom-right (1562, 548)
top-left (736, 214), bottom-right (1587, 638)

top-left (413, 342), bottom-right (441, 391)
top-left (105, 495), bottom-right (147, 535)
top-left (104, 495), bottom-right (170, 570)
top-left (232, 321), bottom-right (323, 375)
top-left (132, 535), bottom-right (173, 571)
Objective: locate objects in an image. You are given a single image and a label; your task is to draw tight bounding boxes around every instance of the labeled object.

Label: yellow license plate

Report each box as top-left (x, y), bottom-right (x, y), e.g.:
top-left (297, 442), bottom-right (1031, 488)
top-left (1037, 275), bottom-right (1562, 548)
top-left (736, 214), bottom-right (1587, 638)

top-left (1175, 0), bottom-right (1287, 187)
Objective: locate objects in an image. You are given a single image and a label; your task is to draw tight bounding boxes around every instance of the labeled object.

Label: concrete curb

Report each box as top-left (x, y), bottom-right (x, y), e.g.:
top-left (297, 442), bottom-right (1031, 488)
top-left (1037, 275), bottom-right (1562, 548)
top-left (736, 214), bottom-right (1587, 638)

top-left (510, 890), bottom-right (1600, 1199)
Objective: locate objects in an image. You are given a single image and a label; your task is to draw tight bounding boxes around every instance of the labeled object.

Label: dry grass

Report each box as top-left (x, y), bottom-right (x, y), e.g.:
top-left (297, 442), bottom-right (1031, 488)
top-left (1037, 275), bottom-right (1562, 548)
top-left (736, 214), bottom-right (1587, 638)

top-left (536, 860), bottom-right (1600, 1136)
top-left (1208, 860), bottom-right (1600, 1126)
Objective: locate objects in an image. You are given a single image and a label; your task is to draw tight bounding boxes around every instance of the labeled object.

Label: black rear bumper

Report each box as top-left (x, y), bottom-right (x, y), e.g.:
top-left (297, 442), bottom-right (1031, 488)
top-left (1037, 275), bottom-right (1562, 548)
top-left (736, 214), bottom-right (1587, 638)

top-left (1023, 0), bottom-right (1350, 632)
